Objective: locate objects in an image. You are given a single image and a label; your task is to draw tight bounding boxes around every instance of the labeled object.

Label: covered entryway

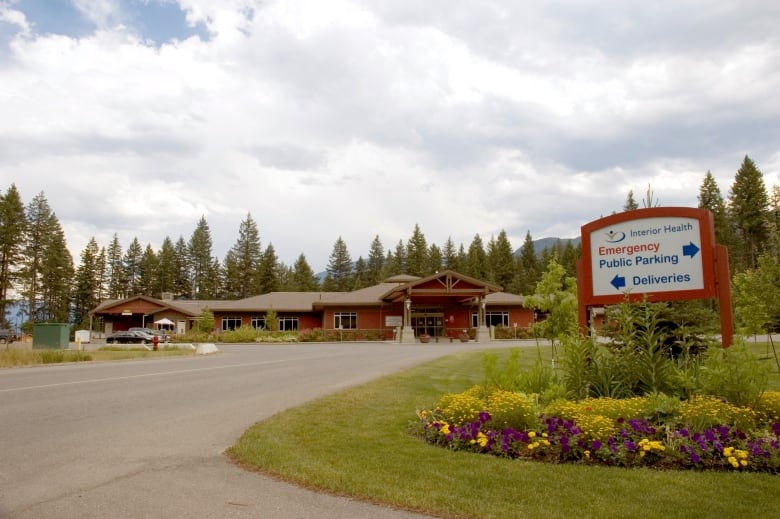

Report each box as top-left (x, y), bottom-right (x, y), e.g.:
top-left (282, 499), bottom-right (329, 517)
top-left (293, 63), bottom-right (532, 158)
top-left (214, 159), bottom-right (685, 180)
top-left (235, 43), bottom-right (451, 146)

top-left (379, 270), bottom-right (503, 343)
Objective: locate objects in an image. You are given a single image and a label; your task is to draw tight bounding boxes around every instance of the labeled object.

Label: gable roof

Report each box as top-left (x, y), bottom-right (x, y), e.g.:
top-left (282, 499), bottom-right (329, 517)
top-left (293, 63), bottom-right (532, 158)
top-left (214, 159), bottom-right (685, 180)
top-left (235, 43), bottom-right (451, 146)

top-left (90, 271), bottom-right (524, 318)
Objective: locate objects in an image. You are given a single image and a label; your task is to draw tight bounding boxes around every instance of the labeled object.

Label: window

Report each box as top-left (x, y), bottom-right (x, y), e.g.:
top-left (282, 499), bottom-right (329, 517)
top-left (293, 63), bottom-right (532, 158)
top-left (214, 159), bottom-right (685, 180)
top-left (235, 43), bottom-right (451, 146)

top-left (334, 312), bottom-right (357, 329)
top-left (222, 316), bottom-right (242, 331)
top-left (486, 311), bottom-right (510, 327)
top-left (251, 316), bottom-right (266, 329)
top-left (471, 311), bottom-right (510, 328)
top-left (278, 316), bottom-right (299, 331)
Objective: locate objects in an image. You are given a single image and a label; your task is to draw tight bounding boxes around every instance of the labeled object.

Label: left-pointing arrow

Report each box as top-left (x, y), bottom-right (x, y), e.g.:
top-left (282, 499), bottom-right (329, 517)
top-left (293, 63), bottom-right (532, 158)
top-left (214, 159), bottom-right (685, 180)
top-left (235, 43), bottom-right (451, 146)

top-left (682, 242), bottom-right (700, 258)
top-left (611, 274), bottom-right (626, 291)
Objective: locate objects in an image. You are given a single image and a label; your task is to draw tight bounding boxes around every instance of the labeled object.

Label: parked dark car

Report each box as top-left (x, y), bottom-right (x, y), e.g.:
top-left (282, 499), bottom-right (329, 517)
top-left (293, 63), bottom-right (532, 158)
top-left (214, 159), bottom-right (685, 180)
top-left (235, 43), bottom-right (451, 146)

top-left (128, 327), bottom-right (169, 342)
top-left (0, 328), bottom-right (17, 344)
top-left (106, 330), bottom-right (156, 344)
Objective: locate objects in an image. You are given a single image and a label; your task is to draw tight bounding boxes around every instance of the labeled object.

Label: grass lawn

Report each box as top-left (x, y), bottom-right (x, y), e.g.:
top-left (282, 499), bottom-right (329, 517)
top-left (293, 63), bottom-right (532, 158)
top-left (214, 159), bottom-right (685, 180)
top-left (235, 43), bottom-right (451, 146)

top-left (0, 346), bottom-right (195, 367)
top-left (229, 344), bottom-right (780, 519)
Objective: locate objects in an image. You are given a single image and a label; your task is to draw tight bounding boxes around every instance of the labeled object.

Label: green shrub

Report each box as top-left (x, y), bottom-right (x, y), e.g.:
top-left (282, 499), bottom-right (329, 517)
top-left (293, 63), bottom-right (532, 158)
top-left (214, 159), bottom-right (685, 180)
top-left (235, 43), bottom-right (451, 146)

top-left (699, 338), bottom-right (769, 407)
top-left (219, 327), bottom-right (261, 343)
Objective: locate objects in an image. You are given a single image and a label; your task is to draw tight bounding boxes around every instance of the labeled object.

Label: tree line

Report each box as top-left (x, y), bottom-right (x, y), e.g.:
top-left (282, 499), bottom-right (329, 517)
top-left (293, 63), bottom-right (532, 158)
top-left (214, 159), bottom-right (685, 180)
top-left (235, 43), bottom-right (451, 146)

top-left (1, 155), bottom-right (778, 333)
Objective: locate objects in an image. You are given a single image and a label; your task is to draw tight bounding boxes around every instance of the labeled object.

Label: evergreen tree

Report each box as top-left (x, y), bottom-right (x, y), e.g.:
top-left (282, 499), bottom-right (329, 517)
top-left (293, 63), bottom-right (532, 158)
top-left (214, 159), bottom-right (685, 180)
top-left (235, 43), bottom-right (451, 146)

top-left (393, 239), bottom-right (407, 274)
top-left (366, 235), bottom-right (385, 285)
top-left (156, 237), bottom-right (177, 297)
top-left (353, 257), bottom-right (367, 289)
top-left (442, 236), bottom-right (458, 270)
top-left (623, 190), bottom-right (639, 211)
top-left (72, 238), bottom-right (102, 328)
top-left (173, 236), bottom-right (191, 298)
top-left (257, 243), bottom-right (280, 293)
top-left (188, 216), bottom-right (216, 298)
top-left (290, 253), bottom-right (319, 291)
top-left (19, 192), bottom-right (56, 323)
top-left (560, 240), bottom-right (578, 278)
top-left (38, 218), bottom-right (73, 322)
top-left (728, 155), bottom-right (769, 270)
top-left (0, 184), bottom-right (27, 326)
top-left (428, 243), bottom-right (443, 274)
top-left (487, 230), bottom-right (515, 288)
top-left (381, 250), bottom-right (400, 278)
top-left (698, 170), bottom-right (735, 252)
top-left (106, 233), bottom-right (126, 299)
top-left (138, 244), bottom-right (159, 296)
top-left (123, 237), bottom-right (143, 296)
top-left (406, 224), bottom-right (429, 276)
top-left (326, 236), bottom-right (353, 291)
top-left (512, 231), bottom-right (541, 295)
top-left (464, 234), bottom-right (486, 279)
top-left (225, 213), bottom-right (263, 298)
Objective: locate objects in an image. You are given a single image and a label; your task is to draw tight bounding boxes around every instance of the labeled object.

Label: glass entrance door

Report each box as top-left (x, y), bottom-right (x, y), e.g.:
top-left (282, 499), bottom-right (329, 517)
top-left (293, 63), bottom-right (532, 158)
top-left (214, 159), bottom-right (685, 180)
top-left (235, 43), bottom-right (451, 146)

top-left (410, 308), bottom-right (444, 337)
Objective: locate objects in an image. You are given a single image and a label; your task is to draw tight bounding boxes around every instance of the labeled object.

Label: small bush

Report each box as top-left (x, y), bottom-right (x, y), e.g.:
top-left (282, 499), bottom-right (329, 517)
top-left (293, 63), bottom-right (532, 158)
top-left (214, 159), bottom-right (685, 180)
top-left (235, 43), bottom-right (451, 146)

top-left (486, 389), bottom-right (540, 430)
top-left (436, 386), bottom-right (485, 426)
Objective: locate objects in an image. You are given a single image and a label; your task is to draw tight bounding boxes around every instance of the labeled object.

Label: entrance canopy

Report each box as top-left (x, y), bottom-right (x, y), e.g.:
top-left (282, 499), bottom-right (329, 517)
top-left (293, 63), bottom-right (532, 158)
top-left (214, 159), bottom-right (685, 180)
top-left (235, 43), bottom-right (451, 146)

top-left (380, 270), bottom-right (503, 304)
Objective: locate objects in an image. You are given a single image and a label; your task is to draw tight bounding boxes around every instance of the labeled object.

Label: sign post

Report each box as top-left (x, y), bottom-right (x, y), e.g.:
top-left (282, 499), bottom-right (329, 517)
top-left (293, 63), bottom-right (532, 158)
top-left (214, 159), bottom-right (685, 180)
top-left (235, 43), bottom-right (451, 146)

top-left (577, 207), bottom-right (733, 347)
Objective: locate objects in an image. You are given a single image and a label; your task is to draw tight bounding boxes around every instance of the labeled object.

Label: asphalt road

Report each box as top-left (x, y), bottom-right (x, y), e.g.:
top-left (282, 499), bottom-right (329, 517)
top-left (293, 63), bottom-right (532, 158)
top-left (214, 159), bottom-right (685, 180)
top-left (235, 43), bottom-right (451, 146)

top-left (0, 341), bottom-right (512, 518)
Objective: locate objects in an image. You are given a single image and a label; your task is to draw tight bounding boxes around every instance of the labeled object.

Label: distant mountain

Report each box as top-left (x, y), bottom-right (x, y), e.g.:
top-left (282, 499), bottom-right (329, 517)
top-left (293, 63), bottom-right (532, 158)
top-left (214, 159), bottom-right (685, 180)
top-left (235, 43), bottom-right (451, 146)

top-left (523, 237), bottom-right (581, 258)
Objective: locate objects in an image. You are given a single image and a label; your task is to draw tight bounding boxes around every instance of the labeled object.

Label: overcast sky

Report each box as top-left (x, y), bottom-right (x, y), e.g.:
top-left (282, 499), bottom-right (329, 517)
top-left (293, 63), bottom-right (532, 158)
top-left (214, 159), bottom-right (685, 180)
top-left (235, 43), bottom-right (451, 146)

top-left (2, 0), bottom-right (779, 272)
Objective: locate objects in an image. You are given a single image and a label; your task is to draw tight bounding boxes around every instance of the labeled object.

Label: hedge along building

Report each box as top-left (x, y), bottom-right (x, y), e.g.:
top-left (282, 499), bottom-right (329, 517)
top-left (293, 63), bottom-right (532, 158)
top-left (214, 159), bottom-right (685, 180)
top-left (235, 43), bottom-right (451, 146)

top-left (89, 270), bottom-right (534, 343)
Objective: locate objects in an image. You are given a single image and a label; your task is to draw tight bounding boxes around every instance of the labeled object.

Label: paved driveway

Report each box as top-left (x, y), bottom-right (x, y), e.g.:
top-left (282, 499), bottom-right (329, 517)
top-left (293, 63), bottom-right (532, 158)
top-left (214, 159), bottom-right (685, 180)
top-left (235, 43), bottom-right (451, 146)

top-left (0, 341), bottom-right (512, 518)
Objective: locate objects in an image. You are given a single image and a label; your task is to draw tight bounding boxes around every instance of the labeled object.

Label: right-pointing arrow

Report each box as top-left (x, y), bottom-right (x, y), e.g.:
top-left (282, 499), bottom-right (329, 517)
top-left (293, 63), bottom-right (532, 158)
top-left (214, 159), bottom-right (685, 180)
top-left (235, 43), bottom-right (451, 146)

top-left (611, 274), bottom-right (626, 291)
top-left (683, 242), bottom-right (700, 258)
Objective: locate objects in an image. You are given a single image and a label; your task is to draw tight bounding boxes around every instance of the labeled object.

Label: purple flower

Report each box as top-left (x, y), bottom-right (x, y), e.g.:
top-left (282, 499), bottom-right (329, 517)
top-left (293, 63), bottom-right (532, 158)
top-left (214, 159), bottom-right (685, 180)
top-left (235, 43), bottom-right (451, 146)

top-left (690, 452), bottom-right (701, 464)
top-left (678, 428), bottom-right (690, 438)
top-left (772, 422), bottom-right (780, 436)
top-left (704, 429), bottom-right (716, 442)
top-left (624, 440), bottom-right (637, 452)
top-left (479, 411), bottom-right (491, 423)
top-left (591, 439), bottom-right (602, 451)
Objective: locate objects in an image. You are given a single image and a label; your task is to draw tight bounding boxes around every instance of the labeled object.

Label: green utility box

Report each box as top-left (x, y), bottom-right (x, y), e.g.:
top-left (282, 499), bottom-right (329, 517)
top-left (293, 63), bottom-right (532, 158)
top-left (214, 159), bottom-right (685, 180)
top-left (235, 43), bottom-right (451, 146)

top-left (33, 323), bottom-right (70, 349)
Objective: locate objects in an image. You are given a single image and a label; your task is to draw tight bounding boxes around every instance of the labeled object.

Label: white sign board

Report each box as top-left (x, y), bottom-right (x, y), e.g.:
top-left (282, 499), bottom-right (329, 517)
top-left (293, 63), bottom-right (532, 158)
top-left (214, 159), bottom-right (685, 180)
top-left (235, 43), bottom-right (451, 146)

top-left (589, 216), bottom-right (704, 297)
top-left (385, 315), bottom-right (403, 327)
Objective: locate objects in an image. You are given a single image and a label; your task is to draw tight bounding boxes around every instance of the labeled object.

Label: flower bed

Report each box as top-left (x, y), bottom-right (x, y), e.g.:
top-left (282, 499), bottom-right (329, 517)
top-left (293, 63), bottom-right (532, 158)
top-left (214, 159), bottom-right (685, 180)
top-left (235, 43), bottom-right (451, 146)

top-left (415, 388), bottom-right (780, 473)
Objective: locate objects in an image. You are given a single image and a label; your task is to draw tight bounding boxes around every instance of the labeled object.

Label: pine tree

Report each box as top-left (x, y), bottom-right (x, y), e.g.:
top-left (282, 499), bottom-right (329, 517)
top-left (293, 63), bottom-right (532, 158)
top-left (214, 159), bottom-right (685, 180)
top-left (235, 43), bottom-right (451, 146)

top-left (728, 155), bottom-right (769, 270)
top-left (123, 237), bottom-right (143, 296)
top-left (326, 236), bottom-right (353, 291)
top-left (487, 230), bottom-right (515, 288)
top-left (173, 236), bottom-right (191, 298)
top-left (428, 243), bottom-right (443, 274)
top-left (0, 184), bottom-right (27, 326)
top-left (38, 218), bottom-right (73, 322)
top-left (224, 213), bottom-right (262, 298)
top-left (623, 190), bottom-right (639, 211)
top-left (156, 237), bottom-right (177, 297)
top-left (442, 237), bottom-right (459, 271)
top-left (353, 257), bottom-right (367, 290)
top-left (512, 231), bottom-right (540, 295)
top-left (188, 216), bottom-right (216, 299)
top-left (698, 170), bottom-right (737, 269)
top-left (106, 234), bottom-right (126, 299)
top-left (257, 243), bottom-right (280, 293)
top-left (72, 238), bottom-right (102, 328)
top-left (406, 224), bottom-right (429, 276)
top-left (290, 253), bottom-right (319, 291)
top-left (19, 192), bottom-right (56, 323)
top-left (138, 244), bottom-right (159, 296)
top-left (366, 235), bottom-right (385, 285)
top-left (465, 234), bottom-right (486, 279)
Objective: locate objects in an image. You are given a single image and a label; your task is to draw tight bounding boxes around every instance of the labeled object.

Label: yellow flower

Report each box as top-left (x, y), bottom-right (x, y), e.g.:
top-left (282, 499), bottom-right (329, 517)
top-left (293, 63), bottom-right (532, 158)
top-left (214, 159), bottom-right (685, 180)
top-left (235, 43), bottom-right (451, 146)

top-left (477, 432), bottom-right (488, 447)
top-left (740, 460), bottom-right (748, 467)
top-left (728, 456), bottom-right (739, 468)
top-left (528, 431), bottom-right (537, 438)
top-left (736, 449), bottom-right (748, 460)
top-left (584, 450), bottom-right (591, 460)
top-left (723, 447), bottom-right (734, 457)
top-left (441, 424), bottom-right (450, 435)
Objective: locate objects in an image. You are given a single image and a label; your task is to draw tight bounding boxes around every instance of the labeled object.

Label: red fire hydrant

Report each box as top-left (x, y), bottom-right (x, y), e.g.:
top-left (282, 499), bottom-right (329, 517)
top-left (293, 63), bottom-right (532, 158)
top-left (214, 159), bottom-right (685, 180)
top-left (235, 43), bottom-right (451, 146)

top-left (153, 335), bottom-right (159, 351)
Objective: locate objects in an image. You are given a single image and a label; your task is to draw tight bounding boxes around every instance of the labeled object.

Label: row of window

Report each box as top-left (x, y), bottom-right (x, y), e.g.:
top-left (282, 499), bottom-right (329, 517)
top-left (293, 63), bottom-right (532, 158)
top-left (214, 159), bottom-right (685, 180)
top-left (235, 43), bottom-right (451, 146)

top-left (220, 311), bottom-right (511, 331)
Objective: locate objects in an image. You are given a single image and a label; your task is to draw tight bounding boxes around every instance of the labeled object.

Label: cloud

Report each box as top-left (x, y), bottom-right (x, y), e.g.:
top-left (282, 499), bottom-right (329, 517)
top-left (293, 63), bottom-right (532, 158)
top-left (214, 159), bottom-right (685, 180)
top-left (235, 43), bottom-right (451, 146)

top-left (0, 0), bottom-right (778, 273)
